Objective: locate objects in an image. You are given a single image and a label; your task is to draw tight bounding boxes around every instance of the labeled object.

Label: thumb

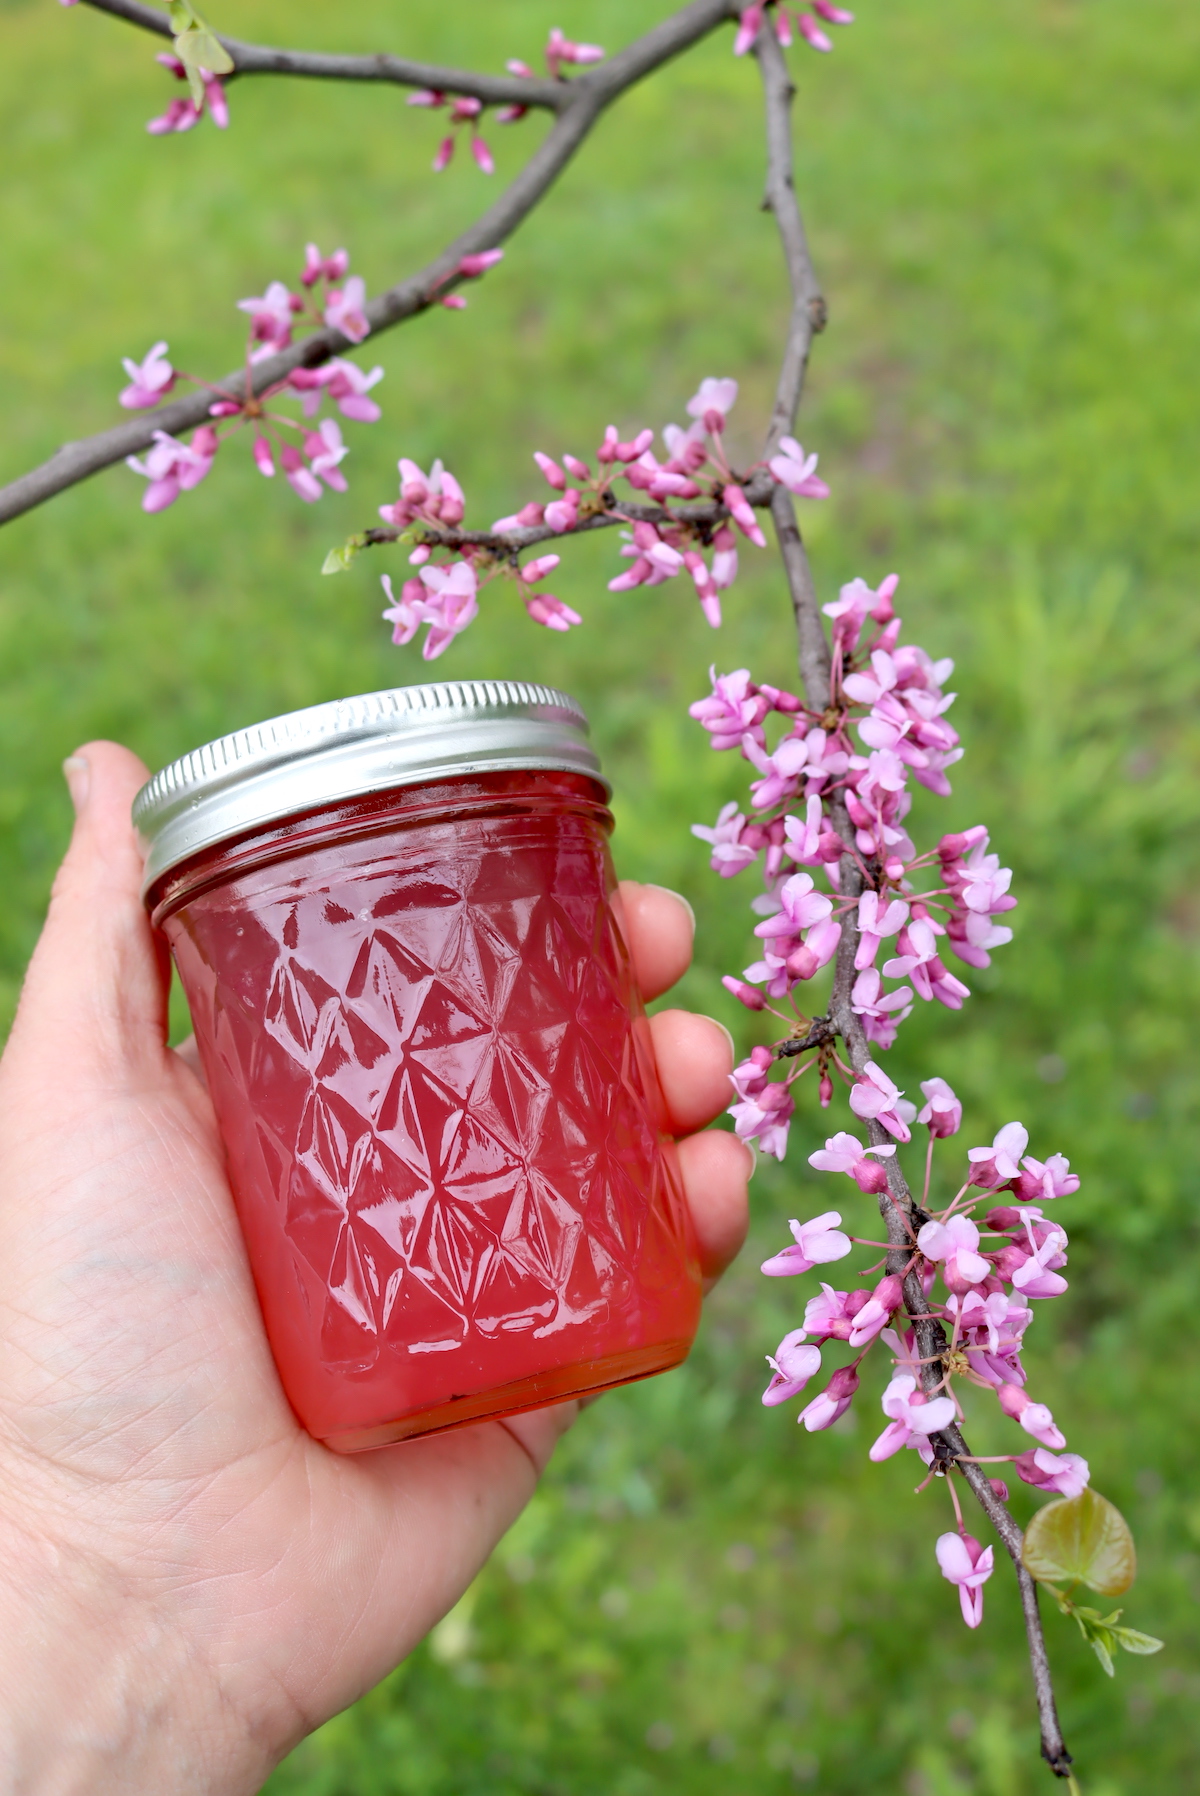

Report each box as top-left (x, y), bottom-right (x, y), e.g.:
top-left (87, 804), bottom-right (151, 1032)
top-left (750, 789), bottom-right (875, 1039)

top-left (5, 742), bottom-right (169, 1085)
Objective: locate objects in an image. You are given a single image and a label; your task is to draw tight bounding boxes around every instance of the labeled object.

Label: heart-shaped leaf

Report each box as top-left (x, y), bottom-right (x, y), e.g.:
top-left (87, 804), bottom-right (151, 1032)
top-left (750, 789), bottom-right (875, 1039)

top-left (1022, 1488), bottom-right (1136, 1596)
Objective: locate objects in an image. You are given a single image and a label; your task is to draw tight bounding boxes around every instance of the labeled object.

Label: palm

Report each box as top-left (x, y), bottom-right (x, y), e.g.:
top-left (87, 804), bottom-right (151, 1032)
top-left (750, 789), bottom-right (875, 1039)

top-left (0, 742), bottom-right (746, 1766)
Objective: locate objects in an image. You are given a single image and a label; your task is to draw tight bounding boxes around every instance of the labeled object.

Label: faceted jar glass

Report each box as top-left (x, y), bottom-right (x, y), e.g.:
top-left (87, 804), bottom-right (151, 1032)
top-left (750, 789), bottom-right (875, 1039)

top-left (147, 769), bottom-right (702, 1451)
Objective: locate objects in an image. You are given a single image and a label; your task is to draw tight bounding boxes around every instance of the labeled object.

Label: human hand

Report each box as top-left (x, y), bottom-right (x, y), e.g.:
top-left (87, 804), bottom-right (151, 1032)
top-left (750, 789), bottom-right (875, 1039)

top-left (0, 742), bottom-right (749, 1794)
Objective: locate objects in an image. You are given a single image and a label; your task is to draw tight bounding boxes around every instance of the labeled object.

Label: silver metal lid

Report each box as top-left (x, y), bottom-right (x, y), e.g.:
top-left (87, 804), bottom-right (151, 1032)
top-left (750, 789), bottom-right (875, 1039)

top-left (133, 679), bottom-right (605, 892)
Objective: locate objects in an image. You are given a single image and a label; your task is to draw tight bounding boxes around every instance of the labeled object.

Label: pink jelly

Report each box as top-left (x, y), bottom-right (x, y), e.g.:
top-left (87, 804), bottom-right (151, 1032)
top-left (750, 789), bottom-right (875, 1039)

top-left (137, 684), bottom-right (701, 1451)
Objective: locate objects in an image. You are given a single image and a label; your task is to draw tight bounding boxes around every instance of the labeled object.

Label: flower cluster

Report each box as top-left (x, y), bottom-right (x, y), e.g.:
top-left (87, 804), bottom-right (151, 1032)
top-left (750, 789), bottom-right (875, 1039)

top-left (368, 375), bottom-right (826, 659)
top-left (692, 575), bottom-right (1016, 1162)
top-left (760, 1086), bottom-right (1086, 1629)
top-left (409, 28), bottom-right (605, 173)
top-left (120, 245), bottom-right (384, 513)
top-left (734, 0), bottom-right (855, 57)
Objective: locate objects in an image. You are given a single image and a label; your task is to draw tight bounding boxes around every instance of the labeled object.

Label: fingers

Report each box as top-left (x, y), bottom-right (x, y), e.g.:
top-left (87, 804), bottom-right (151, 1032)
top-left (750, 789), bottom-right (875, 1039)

top-left (617, 880), bottom-right (694, 1001)
top-left (676, 1127), bottom-right (752, 1285)
top-left (648, 1007), bottom-right (733, 1135)
top-left (5, 742), bottom-right (166, 1085)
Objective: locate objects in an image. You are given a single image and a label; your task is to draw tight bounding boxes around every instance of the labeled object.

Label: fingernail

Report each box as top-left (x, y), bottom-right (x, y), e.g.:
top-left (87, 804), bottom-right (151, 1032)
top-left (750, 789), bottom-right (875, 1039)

top-left (702, 1014), bottom-right (736, 1062)
top-left (62, 754), bottom-right (90, 815)
top-left (741, 1137), bottom-right (758, 1180)
top-left (647, 883), bottom-right (695, 934)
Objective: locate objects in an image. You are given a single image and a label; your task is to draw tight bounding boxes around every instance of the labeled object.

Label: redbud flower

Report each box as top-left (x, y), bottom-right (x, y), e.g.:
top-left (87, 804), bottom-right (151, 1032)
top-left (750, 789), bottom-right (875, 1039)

top-left (967, 1121), bottom-right (1028, 1189)
top-left (686, 376), bottom-right (738, 432)
top-left (935, 1533), bottom-right (993, 1630)
top-left (692, 803), bottom-right (760, 878)
top-left (762, 1331), bottom-right (823, 1406)
top-left (119, 341), bottom-right (176, 410)
top-left (1013, 1449), bottom-right (1090, 1499)
top-left (521, 592), bottom-right (579, 631)
top-left (768, 436), bottom-right (830, 499)
top-left (147, 54), bottom-right (229, 135)
top-left (125, 427), bottom-right (216, 512)
top-left (302, 244), bottom-right (349, 286)
top-left (544, 28), bottom-right (605, 78)
top-left (458, 249), bottom-right (505, 278)
top-left (869, 1374), bottom-right (956, 1461)
top-left (761, 1211), bottom-right (853, 1277)
top-left (722, 976), bottom-right (767, 1010)
top-left (237, 280), bottom-right (297, 355)
top-left (996, 1383), bottom-right (1067, 1450)
top-left (807, 1131), bottom-right (896, 1194)
top-left (252, 435), bottom-right (275, 479)
top-left (1014, 1152), bottom-right (1080, 1203)
top-left (324, 276), bottom-right (370, 345)
top-left (917, 1215), bottom-right (990, 1293)
top-left (796, 12), bottom-right (833, 52)
top-left (917, 1076), bottom-right (962, 1138)
top-left (416, 560), bottom-right (480, 658)
top-left (305, 419), bottom-right (349, 492)
top-left (723, 482), bottom-right (767, 548)
top-left (798, 1363), bottom-right (859, 1432)
top-left (854, 890), bottom-right (910, 971)
top-left (280, 442), bottom-right (322, 503)
top-left (846, 1275), bottom-right (904, 1349)
top-left (848, 1061), bottom-right (915, 1143)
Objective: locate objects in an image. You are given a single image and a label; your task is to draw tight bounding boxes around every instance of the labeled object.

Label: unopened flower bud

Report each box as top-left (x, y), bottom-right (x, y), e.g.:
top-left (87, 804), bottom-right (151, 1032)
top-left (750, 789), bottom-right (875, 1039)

top-left (722, 976), bottom-right (766, 1011)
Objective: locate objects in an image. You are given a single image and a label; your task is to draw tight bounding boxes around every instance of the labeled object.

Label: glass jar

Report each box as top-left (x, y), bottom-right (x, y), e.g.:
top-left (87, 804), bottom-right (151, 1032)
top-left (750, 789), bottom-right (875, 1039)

top-left (135, 681), bottom-right (701, 1451)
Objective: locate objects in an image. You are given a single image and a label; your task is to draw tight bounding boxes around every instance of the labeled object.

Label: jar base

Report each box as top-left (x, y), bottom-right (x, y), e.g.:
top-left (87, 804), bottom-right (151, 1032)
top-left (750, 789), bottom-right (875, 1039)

top-left (318, 1337), bottom-right (694, 1455)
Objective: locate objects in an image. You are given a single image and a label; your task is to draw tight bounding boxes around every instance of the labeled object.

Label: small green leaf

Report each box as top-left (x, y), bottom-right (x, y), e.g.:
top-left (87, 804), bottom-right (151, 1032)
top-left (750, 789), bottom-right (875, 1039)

top-left (180, 25), bottom-right (234, 76)
top-left (1088, 1631), bottom-right (1116, 1677)
top-left (1110, 1626), bottom-right (1164, 1656)
top-left (1022, 1488), bottom-right (1137, 1596)
top-left (322, 538), bottom-right (362, 575)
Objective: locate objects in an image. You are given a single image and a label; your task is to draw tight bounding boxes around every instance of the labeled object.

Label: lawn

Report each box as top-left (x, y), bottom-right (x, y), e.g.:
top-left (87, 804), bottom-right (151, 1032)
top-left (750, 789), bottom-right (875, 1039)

top-left (3, 0), bottom-right (1200, 1789)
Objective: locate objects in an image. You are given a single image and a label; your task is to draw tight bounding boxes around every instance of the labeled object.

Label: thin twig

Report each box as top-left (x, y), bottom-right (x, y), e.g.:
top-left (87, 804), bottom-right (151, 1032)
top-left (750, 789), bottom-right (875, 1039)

top-left (78, 0), bottom-right (568, 110)
top-left (0, 0), bottom-right (737, 528)
top-left (750, 19), bottom-right (1073, 1779)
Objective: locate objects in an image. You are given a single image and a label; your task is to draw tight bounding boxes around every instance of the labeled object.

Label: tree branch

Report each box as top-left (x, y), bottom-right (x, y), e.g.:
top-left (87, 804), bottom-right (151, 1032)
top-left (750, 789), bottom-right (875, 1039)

top-left (79, 0), bottom-right (569, 111)
top-left (1, 0), bottom-right (736, 529)
top-left (751, 20), bottom-right (1073, 1779)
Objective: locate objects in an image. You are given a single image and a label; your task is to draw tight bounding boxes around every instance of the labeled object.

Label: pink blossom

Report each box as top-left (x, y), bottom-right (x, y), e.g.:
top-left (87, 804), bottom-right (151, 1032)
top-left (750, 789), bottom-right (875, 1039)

top-left (802, 1283), bottom-right (869, 1341)
top-left (459, 248), bottom-right (505, 278)
top-left (996, 1383), bottom-right (1067, 1449)
top-left (125, 426), bottom-right (216, 512)
top-left (237, 280), bottom-right (297, 355)
top-left (147, 54), bottom-right (228, 134)
top-left (935, 1533), bottom-right (993, 1629)
top-left (280, 442), bottom-right (322, 502)
top-left (692, 803), bottom-right (760, 878)
top-left (118, 340), bottom-right (177, 411)
top-left (768, 435), bottom-right (830, 499)
top-left (967, 1121), bottom-right (1029, 1189)
top-left (869, 1374), bottom-right (956, 1461)
top-left (851, 968), bottom-right (914, 1036)
top-left (823, 574), bottom-right (897, 654)
top-left (796, 13), bottom-right (833, 51)
top-left (847, 1275), bottom-right (903, 1349)
top-left (854, 890), bottom-right (909, 970)
top-left (1013, 1449), bottom-right (1090, 1499)
top-left (722, 976), bottom-right (767, 1011)
top-left (754, 872), bottom-right (834, 941)
top-left (415, 559), bottom-right (480, 657)
top-left (798, 1363), bottom-right (860, 1432)
top-left (848, 1061), bottom-right (914, 1143)
top-left (762, 1331), bottom-right (823, 1406)
top-left (470, 135), bottom-right (494, 174)
top-left (305, 419), bottom-right (349, 492)
top-left (761, 1211), bottom-right (852, 1277)
top-left (917, 1077), bottom-right (962, 1138)
top-left (917, 1215), bottom-right (990, 1293)
top-left (302, 243), bottom-right (349, 287)
top-left (524, 591), bottom-right (582, 632)
top-left (1014, 1153), bottom-right (1080, 1203)
top-left (290, 358), bottom-right (384, 423)
top-left (814, 1), bottom-right (856, 22)
top-left (324, 275), bottom-right (369, 344)
top-left (882, 920), bottom-right (971, 1009)
top-left (433, 135), bottom-right (455, 172)
top-left (544, 27), bottom-right (605, 76)
top-left (808, 1130), bottom-right (896, 1194)
top-left (689, 669), bottom-right (772, 751)
top-left (733, 4), bottom-right (764, 54)
top-left (686, 377), bottom-right (738, 431)
top-left (723, 482), bottom-right (767, 548)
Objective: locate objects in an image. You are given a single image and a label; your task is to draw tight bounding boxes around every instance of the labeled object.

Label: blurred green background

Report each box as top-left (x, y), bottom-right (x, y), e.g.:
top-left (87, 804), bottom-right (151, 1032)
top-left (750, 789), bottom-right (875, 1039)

top-left (3, 0), bottom-right (1200, 1788)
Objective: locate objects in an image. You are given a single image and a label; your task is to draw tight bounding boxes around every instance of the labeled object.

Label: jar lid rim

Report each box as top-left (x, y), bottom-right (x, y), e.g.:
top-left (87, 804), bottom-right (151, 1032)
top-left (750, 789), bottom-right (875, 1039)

top-left (133, 679), bottom-right (605, 894)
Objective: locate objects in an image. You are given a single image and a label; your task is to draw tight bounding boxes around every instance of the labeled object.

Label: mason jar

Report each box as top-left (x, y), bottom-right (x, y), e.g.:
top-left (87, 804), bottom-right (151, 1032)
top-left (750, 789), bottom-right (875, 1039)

top-left (134, 681), bottom-right (701, 1451)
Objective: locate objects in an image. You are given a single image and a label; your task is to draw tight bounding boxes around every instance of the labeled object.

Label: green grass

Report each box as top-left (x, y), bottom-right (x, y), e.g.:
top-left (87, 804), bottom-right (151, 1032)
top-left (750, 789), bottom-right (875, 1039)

top-left (3, 0), bottom-right (1200, 1788)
